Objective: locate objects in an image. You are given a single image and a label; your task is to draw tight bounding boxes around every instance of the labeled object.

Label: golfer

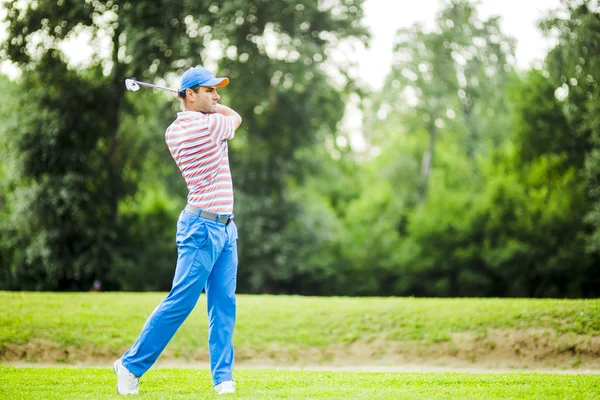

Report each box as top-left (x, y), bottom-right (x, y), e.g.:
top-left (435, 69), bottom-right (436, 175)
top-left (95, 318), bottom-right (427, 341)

top-left (114, 66), bottom-right (242, 396)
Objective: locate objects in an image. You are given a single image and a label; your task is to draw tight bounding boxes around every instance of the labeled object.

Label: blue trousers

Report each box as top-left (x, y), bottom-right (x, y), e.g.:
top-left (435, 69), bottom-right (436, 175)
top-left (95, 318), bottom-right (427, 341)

top-left (121, 209), bottom-right (238, 386)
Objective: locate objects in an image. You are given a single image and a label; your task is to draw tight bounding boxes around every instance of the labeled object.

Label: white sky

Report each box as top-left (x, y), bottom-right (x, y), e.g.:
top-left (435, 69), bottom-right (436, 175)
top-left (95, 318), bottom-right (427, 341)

top-left (1, 0), bottom-right (562, 86)
top-left (357, 0), bottom-right (562, 90)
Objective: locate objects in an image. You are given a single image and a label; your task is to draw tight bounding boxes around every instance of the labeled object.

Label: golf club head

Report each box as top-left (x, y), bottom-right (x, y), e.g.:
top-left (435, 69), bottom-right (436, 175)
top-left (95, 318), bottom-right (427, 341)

top-left (125, 79), bottom-right (140, 92)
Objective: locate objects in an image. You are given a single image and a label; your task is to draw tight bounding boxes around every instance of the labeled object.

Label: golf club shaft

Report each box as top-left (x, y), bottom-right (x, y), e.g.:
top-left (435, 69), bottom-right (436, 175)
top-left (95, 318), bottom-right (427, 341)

top-left (132, 80), bottom-right (178, 93)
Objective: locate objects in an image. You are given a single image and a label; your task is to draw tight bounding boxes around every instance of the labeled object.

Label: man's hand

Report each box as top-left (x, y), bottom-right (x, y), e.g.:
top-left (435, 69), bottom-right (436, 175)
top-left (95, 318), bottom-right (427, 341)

top-left (215, 104), bottom-right (242, 129)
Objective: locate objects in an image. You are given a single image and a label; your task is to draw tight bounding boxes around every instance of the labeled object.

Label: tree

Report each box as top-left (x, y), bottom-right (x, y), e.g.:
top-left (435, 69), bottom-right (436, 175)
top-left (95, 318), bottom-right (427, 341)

top-left (208, 1), bottom-right (369, 293)
top-left (0, 74), bottom-right (19, 289)
top-left (0, 0), bottom-right (369, 291)
top-left (372, 0), bottom-right (515, 200)
top-left (336, 0), bottom-right (598, 298)
top-left (540, 0), bottom-right (600, 293)
top-left (393, 145), bottom-right (589, 298)
top-left (509, 69), bottom-right (573, 165)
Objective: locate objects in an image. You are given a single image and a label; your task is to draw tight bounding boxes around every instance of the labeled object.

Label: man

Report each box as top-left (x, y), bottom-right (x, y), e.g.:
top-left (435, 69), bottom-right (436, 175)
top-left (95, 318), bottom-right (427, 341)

top-left (113, 66), bottom-right (242, 396)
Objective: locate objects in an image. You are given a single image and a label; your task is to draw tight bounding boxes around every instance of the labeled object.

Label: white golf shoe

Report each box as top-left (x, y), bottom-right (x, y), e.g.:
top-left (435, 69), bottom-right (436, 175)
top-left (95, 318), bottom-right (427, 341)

top-left (214, 380), bottom-right (236, 395)
top-left (113, 359), bottom-right (139, 395)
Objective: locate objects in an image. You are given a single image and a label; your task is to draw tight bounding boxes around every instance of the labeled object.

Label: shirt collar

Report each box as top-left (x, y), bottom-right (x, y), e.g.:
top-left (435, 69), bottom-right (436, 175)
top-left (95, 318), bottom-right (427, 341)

top-left (177, 111), bottom-right (198, 118)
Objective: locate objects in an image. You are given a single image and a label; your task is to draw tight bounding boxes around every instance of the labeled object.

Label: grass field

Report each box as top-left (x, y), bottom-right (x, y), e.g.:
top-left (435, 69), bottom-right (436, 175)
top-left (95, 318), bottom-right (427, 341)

top-left (2, 366), bottom-right (599, 399)
top-left (1, 293), bottom-right (599, 399)
top-left (1, 292), bottom-right (598, 369)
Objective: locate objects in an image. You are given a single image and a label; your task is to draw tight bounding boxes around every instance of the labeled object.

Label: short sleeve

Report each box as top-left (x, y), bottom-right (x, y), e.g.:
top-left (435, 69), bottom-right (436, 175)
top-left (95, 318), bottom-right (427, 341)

top-left (207, 113), bottom-right (235, 144)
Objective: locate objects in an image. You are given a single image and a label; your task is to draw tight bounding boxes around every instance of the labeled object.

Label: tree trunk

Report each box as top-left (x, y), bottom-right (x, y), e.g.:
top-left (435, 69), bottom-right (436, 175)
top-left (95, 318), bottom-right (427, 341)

top-left (103, 24), bottom-right (125, 279)
top-left (420, 119), bottom-right (437, 201)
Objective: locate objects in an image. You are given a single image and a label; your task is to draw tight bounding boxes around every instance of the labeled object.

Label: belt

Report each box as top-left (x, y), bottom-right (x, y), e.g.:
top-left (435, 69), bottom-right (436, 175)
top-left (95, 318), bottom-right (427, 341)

top-left (184, 204), bottom-right (233, 225)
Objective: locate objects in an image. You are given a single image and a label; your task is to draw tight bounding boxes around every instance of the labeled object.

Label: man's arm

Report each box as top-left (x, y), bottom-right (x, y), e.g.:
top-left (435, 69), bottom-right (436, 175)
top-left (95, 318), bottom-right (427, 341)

top-left (215, 104), bottom-right (242, 129)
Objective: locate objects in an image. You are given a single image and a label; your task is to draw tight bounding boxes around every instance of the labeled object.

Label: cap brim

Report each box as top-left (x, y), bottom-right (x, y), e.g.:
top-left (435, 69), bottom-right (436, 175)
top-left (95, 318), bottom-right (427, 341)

top-left (202, 77), bottom-right (229, 87)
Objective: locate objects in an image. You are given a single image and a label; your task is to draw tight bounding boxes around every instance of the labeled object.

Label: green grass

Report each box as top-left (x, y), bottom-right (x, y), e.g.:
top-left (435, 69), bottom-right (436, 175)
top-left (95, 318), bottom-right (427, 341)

top-left (1, 292), bottom-right (599, 363)
top-left (1, 366), bottom-right (599, 399)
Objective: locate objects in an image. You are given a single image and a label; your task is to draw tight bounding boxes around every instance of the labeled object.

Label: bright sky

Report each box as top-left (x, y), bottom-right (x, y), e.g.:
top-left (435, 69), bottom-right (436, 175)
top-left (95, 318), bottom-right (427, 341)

top-left (1, 0), bottom-right (562, 86)
top-left (358, 0), bottom-right (562, 89)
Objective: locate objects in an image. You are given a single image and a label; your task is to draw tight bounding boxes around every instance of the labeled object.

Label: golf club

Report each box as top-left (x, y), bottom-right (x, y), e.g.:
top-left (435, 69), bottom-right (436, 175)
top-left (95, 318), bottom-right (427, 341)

top-left (125, 79), bottom-right (178, 94)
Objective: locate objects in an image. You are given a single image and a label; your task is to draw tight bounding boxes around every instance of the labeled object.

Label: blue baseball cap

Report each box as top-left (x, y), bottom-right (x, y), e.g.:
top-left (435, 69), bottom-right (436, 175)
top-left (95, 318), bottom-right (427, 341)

top-left (179, 66), bottom-right (229, 95)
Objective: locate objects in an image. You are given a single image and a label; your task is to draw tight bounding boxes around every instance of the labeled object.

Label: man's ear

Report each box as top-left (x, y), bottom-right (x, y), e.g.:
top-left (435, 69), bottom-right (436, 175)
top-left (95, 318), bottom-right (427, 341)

top-left (186, 88), bottom-right (195, 102)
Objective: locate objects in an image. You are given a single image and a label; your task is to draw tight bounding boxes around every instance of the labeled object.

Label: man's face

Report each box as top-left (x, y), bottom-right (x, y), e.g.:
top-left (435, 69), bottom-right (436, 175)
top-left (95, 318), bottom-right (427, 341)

top-left (187, 86), bottom-right (220, 113)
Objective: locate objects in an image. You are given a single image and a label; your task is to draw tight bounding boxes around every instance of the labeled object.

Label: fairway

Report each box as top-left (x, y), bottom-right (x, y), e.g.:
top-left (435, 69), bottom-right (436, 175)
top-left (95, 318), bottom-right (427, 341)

top-left (1, 366), bottom-right (599, 400)
top-left (2, 293), bottom-right (599, 399)
top-left (2, 292), bottom-right (599, 371)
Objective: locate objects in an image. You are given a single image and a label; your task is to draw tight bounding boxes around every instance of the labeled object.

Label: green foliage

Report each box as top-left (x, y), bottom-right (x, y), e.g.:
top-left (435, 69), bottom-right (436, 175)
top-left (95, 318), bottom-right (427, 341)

top-left (0, 54), bottom-right (122, 290)
top-left (111, 90), bottom-right (184, 291)
top-left (478, 150), bottom-right (588, 297)
top-left (1, 0), bottom-right (216, 289)
top-left (113, 182), bottom-right (181, 291)
top-left (395, 145), bottom-right (589, 297)
top-left (0, 0), bottom-right (369, 292)
top-left (1, 0), bottom-right (599, 297)
top-left (330, 0), bottom-right (598, 298)
top-left (0, 75), bottom-right (19, 288)
top-left (509, 69), bottom-right (581, 167)
top-left (215, 1), bottom-right (369, 293)
top-left (368, 0), bottom-right (516, 189)
top-left (539, 0), bottom-right (600, 290)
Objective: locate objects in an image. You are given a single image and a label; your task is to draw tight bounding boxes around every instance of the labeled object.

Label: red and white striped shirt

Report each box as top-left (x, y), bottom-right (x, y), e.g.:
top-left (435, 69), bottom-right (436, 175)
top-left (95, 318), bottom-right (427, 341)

top-left (165, 111), bottom-right (235, 214)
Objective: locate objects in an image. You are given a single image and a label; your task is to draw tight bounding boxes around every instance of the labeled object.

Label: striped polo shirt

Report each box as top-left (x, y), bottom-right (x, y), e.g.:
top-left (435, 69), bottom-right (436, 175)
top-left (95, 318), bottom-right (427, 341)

top-left (165, 111), bottom-right (235, 215)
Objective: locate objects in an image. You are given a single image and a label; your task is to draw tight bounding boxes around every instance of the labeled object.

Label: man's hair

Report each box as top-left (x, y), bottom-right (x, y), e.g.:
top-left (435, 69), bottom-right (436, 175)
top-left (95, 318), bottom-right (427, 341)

top-left (178, 85), bottom-right (200, 99)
